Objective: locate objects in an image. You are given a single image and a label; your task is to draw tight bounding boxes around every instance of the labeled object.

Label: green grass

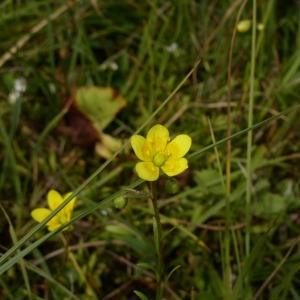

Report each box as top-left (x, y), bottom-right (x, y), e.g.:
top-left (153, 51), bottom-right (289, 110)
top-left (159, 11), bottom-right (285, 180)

top-left (1, 0), bottom-right (300, 299)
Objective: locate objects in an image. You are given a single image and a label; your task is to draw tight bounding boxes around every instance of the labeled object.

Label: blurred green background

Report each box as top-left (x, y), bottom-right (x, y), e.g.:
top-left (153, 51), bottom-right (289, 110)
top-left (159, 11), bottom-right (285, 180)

top-left (1, 1), bottom-right (300, 299)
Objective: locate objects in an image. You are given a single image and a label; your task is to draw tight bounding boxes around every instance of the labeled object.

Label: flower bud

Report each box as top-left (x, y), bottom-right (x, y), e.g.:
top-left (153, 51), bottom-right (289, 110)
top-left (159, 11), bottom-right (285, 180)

top-left (257, 23), bottom-right (264, 31)
top-left (237, 20), bottom-right (251, 33)
top-left (165, 178), bottom-right (180, 194)
top-left (113, 195), bottom-right (128, 209)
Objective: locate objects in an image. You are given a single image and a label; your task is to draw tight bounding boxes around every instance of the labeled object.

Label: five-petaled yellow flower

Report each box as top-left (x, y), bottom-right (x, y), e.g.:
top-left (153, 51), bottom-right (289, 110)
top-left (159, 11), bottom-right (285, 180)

top-left (31, 190), bottom-right (76, 231)
top-left (131, 124), bottom-right (192, 181)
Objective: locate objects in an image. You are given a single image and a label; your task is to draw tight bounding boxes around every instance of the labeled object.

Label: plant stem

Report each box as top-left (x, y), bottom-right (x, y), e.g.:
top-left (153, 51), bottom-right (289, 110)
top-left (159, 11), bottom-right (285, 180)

top-left (246, 0), bottom-right (257, 258)
top-left (60, 233), bottom-right (98, 298)
top-left (150, 181), bottom-right (164, 300)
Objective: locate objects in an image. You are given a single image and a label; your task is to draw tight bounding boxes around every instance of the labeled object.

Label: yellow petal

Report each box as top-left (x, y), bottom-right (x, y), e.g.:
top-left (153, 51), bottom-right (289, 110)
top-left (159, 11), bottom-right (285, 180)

top-left (146, 125), bottom-right (169, 151)
top-left (162, 158), bottom-right (188, 176)
top-left (31, 208), bottom-right (61, 231)
top-left (131, 135), bottom-right (149, 160)
top-left (165, 134), bottom-right (191, 159)
top-left (47, 190), bottom-right (63, 210)
top-left (61, 193), bottom-right (76, 219)
top-left (135, 162), bottom-right (159, 181)
top-left (46, 218), bottom-right (61, 231)
top-left (147, 124), bottom-right (169, 140)
top-left (31, 208), bottom-right (51, 223)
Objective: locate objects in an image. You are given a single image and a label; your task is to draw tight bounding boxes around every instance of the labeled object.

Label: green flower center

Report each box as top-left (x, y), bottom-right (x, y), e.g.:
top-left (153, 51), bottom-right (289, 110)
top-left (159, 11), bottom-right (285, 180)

top-left (153, 152), bottom-right (166, 167)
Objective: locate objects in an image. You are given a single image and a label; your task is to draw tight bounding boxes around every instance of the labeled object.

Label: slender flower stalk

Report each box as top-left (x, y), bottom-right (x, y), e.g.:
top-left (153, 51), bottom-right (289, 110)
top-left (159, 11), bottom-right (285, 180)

top-left (150, 181), bottom-right (164, 299)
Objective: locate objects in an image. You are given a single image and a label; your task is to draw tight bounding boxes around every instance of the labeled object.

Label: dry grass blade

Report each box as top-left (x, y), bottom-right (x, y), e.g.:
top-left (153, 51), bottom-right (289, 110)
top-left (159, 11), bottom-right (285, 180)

top-left (0, 3), bottom-right (72, 68)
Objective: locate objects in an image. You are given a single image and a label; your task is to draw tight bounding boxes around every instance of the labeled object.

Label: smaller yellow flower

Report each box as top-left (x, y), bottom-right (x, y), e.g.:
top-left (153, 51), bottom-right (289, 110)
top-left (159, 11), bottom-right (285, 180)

top-left (131, 124), bottom-right (192, 181)
top-left (31, 190), bottom-right (76, 232)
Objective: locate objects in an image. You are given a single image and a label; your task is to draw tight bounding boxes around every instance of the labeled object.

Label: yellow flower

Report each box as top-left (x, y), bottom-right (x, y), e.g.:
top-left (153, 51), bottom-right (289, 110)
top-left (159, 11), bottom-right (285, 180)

top-left (131, 124), bottom-right (192, 181)
top-left (31, 190), bottom-right (76, 231)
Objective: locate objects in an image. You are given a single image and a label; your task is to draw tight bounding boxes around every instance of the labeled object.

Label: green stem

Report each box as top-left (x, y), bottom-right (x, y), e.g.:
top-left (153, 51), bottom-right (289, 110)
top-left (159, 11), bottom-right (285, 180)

top-left (60, 233), bottom-right (98, 298)
top-left (246, 0), bottom-right (257, 258)
top-left (150, 181), bottom-right (164, 300)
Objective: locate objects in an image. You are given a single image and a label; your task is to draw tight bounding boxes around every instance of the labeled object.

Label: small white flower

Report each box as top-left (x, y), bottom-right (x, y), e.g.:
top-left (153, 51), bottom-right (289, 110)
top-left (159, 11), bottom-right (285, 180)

top-left (8, 91), bottom-right (21, 105)
top-left (48, 83), bottom-right (57, 94)
top-left (7, 77), bottom-right (27, 104)
top-left (99, 61), bottom-right (119, 71)
top-left (109, 61), bottom-right (119, 71)
top-left (166, 42), bottom-right (179, 53)
top-left (101, 209), bottom-right (108, 216)
top-left (14, 77), bottom-right (27, 93)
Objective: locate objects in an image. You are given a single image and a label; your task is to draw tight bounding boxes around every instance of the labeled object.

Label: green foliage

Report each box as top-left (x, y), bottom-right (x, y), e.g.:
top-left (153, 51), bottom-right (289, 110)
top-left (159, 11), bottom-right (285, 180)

top-left (0, 0), bottom-right (300, 299)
